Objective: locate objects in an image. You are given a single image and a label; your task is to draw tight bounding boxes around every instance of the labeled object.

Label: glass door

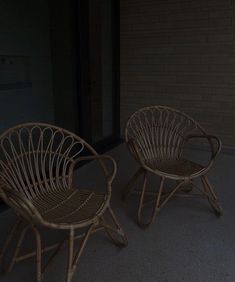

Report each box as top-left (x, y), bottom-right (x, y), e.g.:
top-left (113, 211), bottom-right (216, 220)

top-left (76, 0), bottom-right (120, 148)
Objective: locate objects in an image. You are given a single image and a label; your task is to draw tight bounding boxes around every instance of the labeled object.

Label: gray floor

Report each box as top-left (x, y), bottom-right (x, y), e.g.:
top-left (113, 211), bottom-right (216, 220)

top-left (0, 144), bottom-right (234, 282)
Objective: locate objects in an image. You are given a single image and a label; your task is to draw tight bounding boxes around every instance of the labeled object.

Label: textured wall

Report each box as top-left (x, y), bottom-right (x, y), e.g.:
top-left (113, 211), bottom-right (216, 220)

top-left (120, 0), bottom-right (235, 147)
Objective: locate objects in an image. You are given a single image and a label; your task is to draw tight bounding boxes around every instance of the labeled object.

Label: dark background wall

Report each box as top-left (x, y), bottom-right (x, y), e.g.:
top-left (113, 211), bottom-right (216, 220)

top-left (0, 0), bottom-right (78, 133)
top-left (0, 0), bottom-right (54, 130)
top-left (120, 0), bottom-right (235, 147)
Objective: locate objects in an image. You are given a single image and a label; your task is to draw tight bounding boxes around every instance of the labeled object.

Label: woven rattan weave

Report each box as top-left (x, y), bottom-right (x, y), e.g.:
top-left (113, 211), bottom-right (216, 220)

top-left (123, 106), bottom-right (223, 228)
top-left (0, 123), bottom-right (127, 282)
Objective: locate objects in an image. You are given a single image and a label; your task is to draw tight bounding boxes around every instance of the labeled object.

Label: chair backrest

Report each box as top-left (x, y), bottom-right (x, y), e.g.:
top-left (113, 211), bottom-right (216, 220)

top-left (125, 106), bottom-right (206, 161)
top-left (0, 123), bottom-right (97, 200)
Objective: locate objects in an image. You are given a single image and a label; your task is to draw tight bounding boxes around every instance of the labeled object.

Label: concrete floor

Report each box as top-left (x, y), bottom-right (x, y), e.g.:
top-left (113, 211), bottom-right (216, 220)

top-left (0, 144), bottom-right (234, 282)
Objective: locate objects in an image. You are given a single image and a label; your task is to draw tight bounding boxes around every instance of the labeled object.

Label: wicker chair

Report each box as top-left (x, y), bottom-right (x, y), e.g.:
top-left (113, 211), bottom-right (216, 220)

top-left (123, 106), bottom-right (223, 228)
top-left (0, 123), bottom-right (127, 282)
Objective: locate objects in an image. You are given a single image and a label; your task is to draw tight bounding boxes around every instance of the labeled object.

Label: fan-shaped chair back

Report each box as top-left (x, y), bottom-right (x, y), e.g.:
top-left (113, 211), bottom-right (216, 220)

top-left (0, 123), bottom-right (97, 200)
top-left (125, 106), bottom-right (206, 161)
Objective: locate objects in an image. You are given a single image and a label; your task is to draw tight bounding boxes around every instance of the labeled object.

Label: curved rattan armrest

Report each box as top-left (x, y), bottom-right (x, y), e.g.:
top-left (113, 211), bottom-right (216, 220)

top-left (0, 186), bottom-right (43, 224)
top-left (71, 154), bottom-right (117, 190)
top-left (184, 134), bottom-right (222, 171)
top-left (185, 134), bottom-right (221, 158)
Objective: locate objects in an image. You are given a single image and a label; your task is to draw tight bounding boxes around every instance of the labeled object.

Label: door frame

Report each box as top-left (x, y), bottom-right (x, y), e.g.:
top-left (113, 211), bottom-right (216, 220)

top-left (75, 0), bottom-right (120, 151)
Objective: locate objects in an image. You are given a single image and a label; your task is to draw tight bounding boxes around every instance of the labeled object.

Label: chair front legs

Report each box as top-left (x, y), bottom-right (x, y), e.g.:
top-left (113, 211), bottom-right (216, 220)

top-left (31, 226), bottom-right (42, 282)
top-left (66, 225), bottom-right (94, 282)
top-left (201, 175), bottom-right (223, 216)
top-left (0, 218), bottom-right (23, 274)
top-left (66, 229), bottom-right (74, 282)
top-left (137, 174), bottom-right (165, 228)
top-left (101, 206), bottom-right (128, 247)
top-left (4, 224), bottom-right (42, 282)
top-left (137, 174), bottom-right (185, 228)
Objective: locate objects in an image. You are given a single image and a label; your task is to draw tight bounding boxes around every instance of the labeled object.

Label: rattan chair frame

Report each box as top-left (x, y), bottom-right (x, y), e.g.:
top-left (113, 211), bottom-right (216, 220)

top-left (0, 123), bottom-right (127, 282)
top-left (123, 106), bottom-right (223, 228)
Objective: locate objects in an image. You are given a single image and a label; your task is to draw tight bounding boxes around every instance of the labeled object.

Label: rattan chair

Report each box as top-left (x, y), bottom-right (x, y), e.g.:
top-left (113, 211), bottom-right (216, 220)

top-left (123, 106), bottom-right (223, 228)
top-left (0, 123), bottom-right (127, 282)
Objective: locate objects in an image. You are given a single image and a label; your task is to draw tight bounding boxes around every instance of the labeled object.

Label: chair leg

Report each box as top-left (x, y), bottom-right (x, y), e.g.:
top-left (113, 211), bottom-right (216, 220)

top-left (101, 206), bottom-right (128, 247)
top-left (6, 225), bottom-right (42, 282)
top-left (137, 174), bottom-right (165, 228)
top-left (122, 167), bottom-right (144, 200)
top-left (31, 227), bottom-right (42, 282)
top-left (66, 229), bottom-right (74, 282)
top-left (0, 218), bottom-right (22, 273)
top-left (159, 181), bottom-right (185, 210)
top-left (66, 225), bottom-right (94, 282)
top-left (201, 175), bottom-right (223, 216)
top-left (6, 225), bottom-right (30, 274)
top-left (138, 176), bottom-right (186, 228)
top-left (42, 238), bottom-right (65, 274)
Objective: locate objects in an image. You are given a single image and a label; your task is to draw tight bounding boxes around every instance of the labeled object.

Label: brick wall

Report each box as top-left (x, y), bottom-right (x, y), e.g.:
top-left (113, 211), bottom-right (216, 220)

top-left (120, 0), bottom-right (235, 147)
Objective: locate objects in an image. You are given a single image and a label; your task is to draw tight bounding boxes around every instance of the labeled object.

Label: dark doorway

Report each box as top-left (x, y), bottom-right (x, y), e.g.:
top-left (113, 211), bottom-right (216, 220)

top-left (76, 0), bottom-right (120, 150)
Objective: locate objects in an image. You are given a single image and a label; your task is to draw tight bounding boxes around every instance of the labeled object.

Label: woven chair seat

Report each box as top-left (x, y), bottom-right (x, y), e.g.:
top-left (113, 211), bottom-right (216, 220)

top-left (33, 189), bottom-right (106, 226)
top-left (145, 158), bottom-right (203, 177)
